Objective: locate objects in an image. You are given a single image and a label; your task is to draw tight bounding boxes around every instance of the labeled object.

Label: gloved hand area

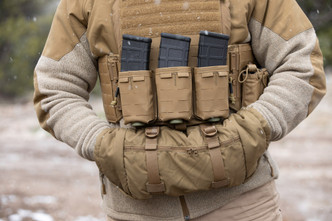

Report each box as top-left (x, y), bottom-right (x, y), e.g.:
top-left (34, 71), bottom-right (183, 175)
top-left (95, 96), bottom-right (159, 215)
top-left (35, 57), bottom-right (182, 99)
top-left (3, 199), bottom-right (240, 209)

top-left (217, 108), bottom-right (271, 178)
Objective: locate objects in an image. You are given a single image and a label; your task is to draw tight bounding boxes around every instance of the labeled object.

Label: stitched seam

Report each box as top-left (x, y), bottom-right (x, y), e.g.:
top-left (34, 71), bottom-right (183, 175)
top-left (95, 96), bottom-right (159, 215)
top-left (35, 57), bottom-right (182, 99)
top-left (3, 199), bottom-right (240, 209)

top-left (250, 17), bottom-right (314, 42)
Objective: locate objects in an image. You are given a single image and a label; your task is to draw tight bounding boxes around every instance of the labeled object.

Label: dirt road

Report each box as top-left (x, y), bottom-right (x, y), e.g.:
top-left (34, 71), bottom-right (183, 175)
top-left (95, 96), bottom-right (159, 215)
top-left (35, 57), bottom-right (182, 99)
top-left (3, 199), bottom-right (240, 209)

top-left (1, 76), bottom-right (331, 221)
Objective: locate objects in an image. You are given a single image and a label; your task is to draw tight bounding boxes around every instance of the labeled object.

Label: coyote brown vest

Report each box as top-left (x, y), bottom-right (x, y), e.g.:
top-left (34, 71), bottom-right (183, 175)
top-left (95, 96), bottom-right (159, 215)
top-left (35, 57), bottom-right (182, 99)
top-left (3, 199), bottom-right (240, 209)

top-left (95, 0), bottom-right (270, 200)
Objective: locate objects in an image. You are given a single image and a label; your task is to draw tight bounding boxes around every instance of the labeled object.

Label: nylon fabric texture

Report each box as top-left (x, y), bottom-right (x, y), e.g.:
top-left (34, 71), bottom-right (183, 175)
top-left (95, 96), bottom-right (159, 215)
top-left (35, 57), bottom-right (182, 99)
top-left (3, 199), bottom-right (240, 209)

top-left (106, 181), bottom-right (282, 221)
top-left (191, 180), bottom-right (282, 221)
top-left (94, 108), bottom-right (271, 199)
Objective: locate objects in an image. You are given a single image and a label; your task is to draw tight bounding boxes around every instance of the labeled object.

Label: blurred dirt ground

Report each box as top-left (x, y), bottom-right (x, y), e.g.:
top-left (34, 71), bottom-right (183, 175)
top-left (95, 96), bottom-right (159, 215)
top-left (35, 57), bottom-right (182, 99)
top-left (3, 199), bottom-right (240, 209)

top-left (0, 75), bottom-right (331, 221)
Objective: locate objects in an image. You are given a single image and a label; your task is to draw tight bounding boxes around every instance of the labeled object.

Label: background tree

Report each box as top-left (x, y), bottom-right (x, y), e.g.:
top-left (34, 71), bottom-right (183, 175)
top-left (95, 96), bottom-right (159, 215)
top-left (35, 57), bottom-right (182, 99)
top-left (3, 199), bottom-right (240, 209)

top-left (297, 0), bottom-right (332, 68)
top-left (0, 0), bottom-right (57, 98)
top-left (0, 0), bottom-right (331, 98)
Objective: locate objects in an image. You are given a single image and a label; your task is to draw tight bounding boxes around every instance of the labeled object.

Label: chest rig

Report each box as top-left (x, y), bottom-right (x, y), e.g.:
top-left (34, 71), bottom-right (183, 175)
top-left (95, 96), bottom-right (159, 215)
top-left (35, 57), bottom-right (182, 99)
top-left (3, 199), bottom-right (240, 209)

top-left (98, 0), bottom-right (267, 127)
top-left (96, 0), bottom-right (270, 199)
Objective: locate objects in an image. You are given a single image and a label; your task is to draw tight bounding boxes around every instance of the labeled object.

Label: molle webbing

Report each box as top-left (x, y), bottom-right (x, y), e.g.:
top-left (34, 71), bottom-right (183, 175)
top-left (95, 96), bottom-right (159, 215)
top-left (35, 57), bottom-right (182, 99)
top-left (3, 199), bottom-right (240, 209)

top-left (119, 0), bottom-right (231, 70)
top-left (121, 0), bottom-right (226, 37)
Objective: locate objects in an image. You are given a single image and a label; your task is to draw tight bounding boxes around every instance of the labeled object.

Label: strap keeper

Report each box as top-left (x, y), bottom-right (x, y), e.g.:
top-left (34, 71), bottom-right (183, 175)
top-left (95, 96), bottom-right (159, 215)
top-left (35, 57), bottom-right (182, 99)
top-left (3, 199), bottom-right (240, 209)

top-left (206, 137), bottom-right (221, 149)
top-left (200, 124), bottom-right (228, 188)
top-left (145, 138), bottom-right (157, 150)
top-left (144, 127), bottom-right (165, 194)
top-left (211, 179), bottom-right (230, 189)
top-left (146, 182), bottom-right (166, 193)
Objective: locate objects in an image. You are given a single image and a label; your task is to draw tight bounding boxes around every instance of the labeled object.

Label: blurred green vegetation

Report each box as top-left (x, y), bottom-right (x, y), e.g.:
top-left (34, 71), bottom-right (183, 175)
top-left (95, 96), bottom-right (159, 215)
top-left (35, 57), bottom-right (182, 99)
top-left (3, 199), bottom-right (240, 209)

top-left (0, 0), bottom-right (57, 98)
top-left (298, 0), bottom-right (332, 69)
top-left (0, 0), bottom-right (331, 98)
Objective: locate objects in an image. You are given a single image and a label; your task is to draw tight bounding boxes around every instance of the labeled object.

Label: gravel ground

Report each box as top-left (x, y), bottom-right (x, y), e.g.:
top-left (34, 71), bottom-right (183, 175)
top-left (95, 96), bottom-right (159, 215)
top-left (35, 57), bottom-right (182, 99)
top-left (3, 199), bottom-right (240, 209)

top-left (0, 75), bottom-right (331, 221)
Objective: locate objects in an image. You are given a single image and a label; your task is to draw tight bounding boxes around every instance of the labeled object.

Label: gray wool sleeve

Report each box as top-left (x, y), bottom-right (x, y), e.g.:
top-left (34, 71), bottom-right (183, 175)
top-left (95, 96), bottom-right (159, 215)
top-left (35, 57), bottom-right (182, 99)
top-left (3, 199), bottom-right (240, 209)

top-left (34, 33), bottom-right (110, 160)
top-left (248, 18), bottom-right (325, 141)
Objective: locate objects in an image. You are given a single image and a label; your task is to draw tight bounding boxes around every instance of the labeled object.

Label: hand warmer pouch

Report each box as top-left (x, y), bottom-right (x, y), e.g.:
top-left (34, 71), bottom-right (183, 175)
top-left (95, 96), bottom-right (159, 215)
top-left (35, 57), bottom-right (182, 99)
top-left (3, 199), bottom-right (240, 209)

top-left (94, 108), bottom-right (271, 200)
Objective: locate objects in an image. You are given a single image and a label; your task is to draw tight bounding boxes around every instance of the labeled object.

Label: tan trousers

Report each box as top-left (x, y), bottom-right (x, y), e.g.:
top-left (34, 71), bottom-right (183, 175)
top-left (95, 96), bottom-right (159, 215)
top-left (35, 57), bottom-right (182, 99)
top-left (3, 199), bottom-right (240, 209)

top-left (108, 181), bottom-right (282, 221)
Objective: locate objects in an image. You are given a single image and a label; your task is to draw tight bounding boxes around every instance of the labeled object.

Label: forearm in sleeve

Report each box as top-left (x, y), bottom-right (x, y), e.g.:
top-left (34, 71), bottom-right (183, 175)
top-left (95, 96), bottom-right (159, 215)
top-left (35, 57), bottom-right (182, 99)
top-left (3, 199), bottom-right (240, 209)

top-left (248, 0), bottom-right (326, 141)
top-left (33, 0), bottom-right (110, 160)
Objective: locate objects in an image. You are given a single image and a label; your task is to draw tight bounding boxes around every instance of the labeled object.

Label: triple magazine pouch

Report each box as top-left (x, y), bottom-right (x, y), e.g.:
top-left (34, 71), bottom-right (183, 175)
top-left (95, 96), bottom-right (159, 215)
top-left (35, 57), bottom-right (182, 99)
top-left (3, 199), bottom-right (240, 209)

top-left (99, 44), bottom-right (269, 125)
top-left (97, 33), bottom-right (270, 199)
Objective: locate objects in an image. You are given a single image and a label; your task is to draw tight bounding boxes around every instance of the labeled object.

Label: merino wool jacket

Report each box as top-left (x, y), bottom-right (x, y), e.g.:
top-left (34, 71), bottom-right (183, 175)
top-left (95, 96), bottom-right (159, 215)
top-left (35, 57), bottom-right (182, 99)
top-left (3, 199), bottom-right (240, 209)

top-left (34, 0), bottom-right (326, 220)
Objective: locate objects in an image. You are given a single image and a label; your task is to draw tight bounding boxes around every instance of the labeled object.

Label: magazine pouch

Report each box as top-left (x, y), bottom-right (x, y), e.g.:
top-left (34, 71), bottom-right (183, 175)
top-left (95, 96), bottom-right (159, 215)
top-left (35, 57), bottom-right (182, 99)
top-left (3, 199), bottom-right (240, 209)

top-left (118, 70), bottom-right (156, 124)
top-left (155, 66), bottom-right (193, 122)
top-left (194, 65), bottom-right (229, 120)
top-left (228, 44), bottom-right (255, 111)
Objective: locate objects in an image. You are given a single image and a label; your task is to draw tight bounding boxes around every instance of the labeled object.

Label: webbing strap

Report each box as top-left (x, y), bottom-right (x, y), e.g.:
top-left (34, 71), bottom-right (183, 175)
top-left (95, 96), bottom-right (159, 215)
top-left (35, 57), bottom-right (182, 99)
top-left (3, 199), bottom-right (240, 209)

top-left (220, 0), bottom-right (231, 36)
top-left (145, 127), bottom-right (165, 193)
top-left (179, 195), bottom-right (190, 220)
top-left (200, 125), bottom-right (229, 188)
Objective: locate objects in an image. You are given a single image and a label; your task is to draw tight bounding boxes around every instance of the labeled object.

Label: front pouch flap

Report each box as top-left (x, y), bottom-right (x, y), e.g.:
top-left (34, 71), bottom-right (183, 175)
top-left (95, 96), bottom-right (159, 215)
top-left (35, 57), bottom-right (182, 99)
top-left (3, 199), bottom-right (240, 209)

top-left (194, 65), bottom-right (229, 120)
top-left (122, 124), bottom-right (248, 199)
top-left (96, 119), bottom-right (266, 200)
top-left (123, 126), bottom-right (215, 199)
top-left (231, 109), bottom-right (270, 178)
top-left (155, 66), bottom-right (193, 122)
top-left (118, 70), bottom-right (155, 124)
top-left (94, 128), bottom-right (130, 196)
